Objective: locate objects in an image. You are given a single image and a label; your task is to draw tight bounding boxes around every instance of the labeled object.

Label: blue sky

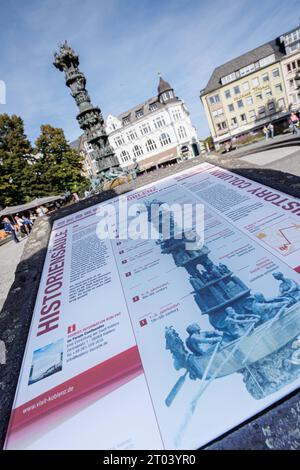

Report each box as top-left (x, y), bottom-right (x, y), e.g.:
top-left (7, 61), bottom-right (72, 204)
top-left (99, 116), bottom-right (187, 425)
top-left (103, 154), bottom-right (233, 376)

top-left (0, 0), bottom-right (299, 144)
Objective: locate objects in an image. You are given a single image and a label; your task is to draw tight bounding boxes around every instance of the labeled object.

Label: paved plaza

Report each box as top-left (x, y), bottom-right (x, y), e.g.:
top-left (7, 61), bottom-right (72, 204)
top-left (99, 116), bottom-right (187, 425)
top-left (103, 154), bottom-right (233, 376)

top-left (0, 240), bottom-right (25, 312)
top-left (217, 133), bottom-right (300, 177)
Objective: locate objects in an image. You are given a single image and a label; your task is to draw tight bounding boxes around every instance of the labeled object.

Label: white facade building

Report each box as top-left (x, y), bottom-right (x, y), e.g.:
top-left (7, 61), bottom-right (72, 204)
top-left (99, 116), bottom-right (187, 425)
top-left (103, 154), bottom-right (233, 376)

top-left (105, 77), bottom-right (200, 170)
top-left (279, 28), bottom-right (300, 112)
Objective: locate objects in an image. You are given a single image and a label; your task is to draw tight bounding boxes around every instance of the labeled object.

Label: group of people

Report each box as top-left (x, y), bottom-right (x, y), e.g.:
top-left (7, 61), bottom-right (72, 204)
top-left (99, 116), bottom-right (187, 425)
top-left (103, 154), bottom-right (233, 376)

top-left (1, 205), bottom-right (48, 244)
top-left (263, 122), bottom-right (274, 141)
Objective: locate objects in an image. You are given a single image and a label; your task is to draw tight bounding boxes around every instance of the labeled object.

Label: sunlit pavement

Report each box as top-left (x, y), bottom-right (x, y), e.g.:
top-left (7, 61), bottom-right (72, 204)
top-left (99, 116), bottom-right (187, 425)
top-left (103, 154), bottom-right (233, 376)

top-left (209, 133), bottom-right (300, 178)
top-left (0, 238), bottom-right (25, 311)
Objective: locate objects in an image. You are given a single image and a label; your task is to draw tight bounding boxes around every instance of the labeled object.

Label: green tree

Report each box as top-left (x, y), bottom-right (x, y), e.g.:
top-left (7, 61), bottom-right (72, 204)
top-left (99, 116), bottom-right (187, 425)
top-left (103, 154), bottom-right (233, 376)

top-left (0, 114), bottom-right (33, 207)
top-left (33, 125), bottom-right (88, 196)
top-left (203, 135), bottom-right (214, 150)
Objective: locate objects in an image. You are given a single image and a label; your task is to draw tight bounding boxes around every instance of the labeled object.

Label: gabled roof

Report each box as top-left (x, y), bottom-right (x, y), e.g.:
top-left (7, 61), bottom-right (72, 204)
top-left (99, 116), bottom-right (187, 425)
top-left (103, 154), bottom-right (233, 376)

top-left (201, 38), bottom-right (285, 95)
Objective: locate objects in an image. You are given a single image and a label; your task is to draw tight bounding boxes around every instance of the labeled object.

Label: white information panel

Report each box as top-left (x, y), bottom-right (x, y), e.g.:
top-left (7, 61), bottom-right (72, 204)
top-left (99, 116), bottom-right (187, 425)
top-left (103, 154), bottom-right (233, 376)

top-left (5, 163), bottom-right (300, 449)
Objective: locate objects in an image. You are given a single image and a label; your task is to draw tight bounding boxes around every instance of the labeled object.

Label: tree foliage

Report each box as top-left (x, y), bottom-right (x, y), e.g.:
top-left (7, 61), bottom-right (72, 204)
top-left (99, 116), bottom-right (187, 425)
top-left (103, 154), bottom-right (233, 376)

top-left (0, 114), bottom-right (33, 207)
top-left (33, 124), bottom-right (88, 196)
top-left (0, 115), bottom-right (88, 207)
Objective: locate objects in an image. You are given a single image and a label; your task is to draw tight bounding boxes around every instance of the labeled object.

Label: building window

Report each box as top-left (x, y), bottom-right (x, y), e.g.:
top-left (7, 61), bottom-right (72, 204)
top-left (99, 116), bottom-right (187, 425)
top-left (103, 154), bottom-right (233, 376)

top-left (122, 115), bottom-right (130, 125)
top-left (146, 139), bottom-right (157, 152)
top-left (268, 101), bottom-right (275, 112)
top-left (262, 73), bottom-right (269, 82)
top-left (275, 83), bottom-right (283, 93)
top-left (249, 109), bottom-right (256, 121)
top-left (252, 77), bottom-right (259, 87)
top-left (172, 109), bottom-right (181, 121)
top-left (230, 117), bottom-right (237, 128)
top-left (221, 72), bottom-right (236, 85)
top-left (265, 88), bottom-right (272, 97)
top-left (259, 54), bottom-right (275, 68)
top-left (127, 130), bottom-right (138, 141)
top-left (149, 102), bottom-right (158, 112)
top-left (84, 142), bottom-right (93, 152)
top-left (154, 116), bottom-right (166, 129)
top-left (234, 86), bottom-right (240, 95)
top-left (240, 114), bottom-right (247, 123)
top-left (239, 63), bottom-right (255, 77)
top-left (258, 106), bottom-right (266, 118)
top-left (217, 121), bottom-right (227, 131)
top-left (277, 98), bottom-right (285, 110)
top-left (161, 91), bottom-right (174, 102)
top-left (237, 99), bottom-right (244, 108)
top-left (272, 68), bottom-right (280, 78)
top-left (209, 94), bottom-right (220, 105)
top-left (140, 123), bottom-right (151, 135)
top-left (135, 109), bottom-right (144, 119)
top-left (159, 133), bottom-right (171, 146)
top-left (224, 90), bottom-right (231, 99)
top-left (120, 150), bottom-right (131, 163)
top-left (228, 103), bottom-right (234, 112)
top-left (114, 136), bottom-right (125, 147)
top-left (212, 108), bottom-right (224, 118)
top-left (289, 79), bottom-right (294, 89)
top-left (242, 82), bottom-right (249, 92)
top-left (246, 96), bottom-right (253, 105)
top-left (133, 145), bottom-right (143, 158)
top-left (178, 126), bottom-right (187, 139)
top-left (256, 92), bottom-right (263, 101)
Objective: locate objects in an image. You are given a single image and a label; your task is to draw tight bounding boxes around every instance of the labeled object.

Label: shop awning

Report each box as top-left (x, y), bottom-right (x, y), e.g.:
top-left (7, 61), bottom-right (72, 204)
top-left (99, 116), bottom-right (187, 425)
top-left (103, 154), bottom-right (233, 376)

top-left (0, 195), bottom-right (64, 217)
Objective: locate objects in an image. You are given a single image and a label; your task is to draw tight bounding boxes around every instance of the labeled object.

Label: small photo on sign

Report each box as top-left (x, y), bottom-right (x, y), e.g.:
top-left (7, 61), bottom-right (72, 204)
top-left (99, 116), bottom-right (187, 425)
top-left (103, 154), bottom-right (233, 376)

top-left (28, 339), bottom-right (63, 385)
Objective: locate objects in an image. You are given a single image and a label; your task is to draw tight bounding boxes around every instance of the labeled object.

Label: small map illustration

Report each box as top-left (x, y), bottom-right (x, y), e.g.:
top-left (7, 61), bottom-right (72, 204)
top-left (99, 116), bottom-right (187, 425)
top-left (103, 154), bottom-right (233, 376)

top-left (255, 219), bottom-right (300, 256)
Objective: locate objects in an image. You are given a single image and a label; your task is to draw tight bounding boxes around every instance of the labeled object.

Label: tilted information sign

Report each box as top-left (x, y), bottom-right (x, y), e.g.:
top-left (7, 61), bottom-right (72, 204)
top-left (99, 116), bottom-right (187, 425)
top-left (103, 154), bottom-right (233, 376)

top-left (5, 162), bottom-right (300, 449)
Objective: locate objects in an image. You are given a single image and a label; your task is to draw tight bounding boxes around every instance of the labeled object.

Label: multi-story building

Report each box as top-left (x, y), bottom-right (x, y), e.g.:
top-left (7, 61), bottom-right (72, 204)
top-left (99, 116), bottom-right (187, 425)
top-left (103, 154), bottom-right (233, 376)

top-left (105, 76), bottom-right (200, 170)
top-left (200, 32), bottom-right (296, 148)
top-left (279, 27), bottom-right (300, 112)
top-left (70, 134), bottom-right (98, 178)
top-left (74, 77), bottom-right (201, 176)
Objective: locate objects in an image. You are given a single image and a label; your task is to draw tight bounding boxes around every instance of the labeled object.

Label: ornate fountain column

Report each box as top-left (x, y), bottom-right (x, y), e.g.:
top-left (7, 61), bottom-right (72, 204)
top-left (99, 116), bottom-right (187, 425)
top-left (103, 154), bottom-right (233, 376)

top-left (53, 41), bottom-right (119, 174)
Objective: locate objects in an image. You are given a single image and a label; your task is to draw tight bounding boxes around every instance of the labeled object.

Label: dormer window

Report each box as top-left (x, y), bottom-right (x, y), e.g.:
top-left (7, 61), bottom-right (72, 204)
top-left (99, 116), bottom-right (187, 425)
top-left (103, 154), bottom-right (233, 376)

top-left (135, 109), bottom-right (144, 119)
top-left (160, 90), bottom-right (174, 102)
top-left (149, 102), bottom-right (158, 112)
top-left (122, 115), bottom-right (130, 126)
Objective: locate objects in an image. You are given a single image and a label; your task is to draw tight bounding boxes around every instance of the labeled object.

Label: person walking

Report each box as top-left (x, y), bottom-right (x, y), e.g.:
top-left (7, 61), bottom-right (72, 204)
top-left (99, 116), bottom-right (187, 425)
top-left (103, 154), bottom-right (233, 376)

top-left (15, 214), bottom-right (27, 236)
top-left (290, 112), bottom-right (299, 134)
top-left (268, 122), bottom-right (274, 139)
top-left (263, 125), bottom-right (269, 141)
top-left (2, 217), bottom-right (20, 243)
top-left (22, 215), bottom-right (33, 234)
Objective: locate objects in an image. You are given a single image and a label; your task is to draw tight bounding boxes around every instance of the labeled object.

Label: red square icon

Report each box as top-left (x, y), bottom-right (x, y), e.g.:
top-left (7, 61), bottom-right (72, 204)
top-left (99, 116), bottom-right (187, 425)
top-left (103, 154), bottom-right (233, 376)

top-left (68, 324), bottom-right (76, 334)
top-left (140, 319), bottom-right (148, 327)
top-left (133, 296), bottom-right (140, 303)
